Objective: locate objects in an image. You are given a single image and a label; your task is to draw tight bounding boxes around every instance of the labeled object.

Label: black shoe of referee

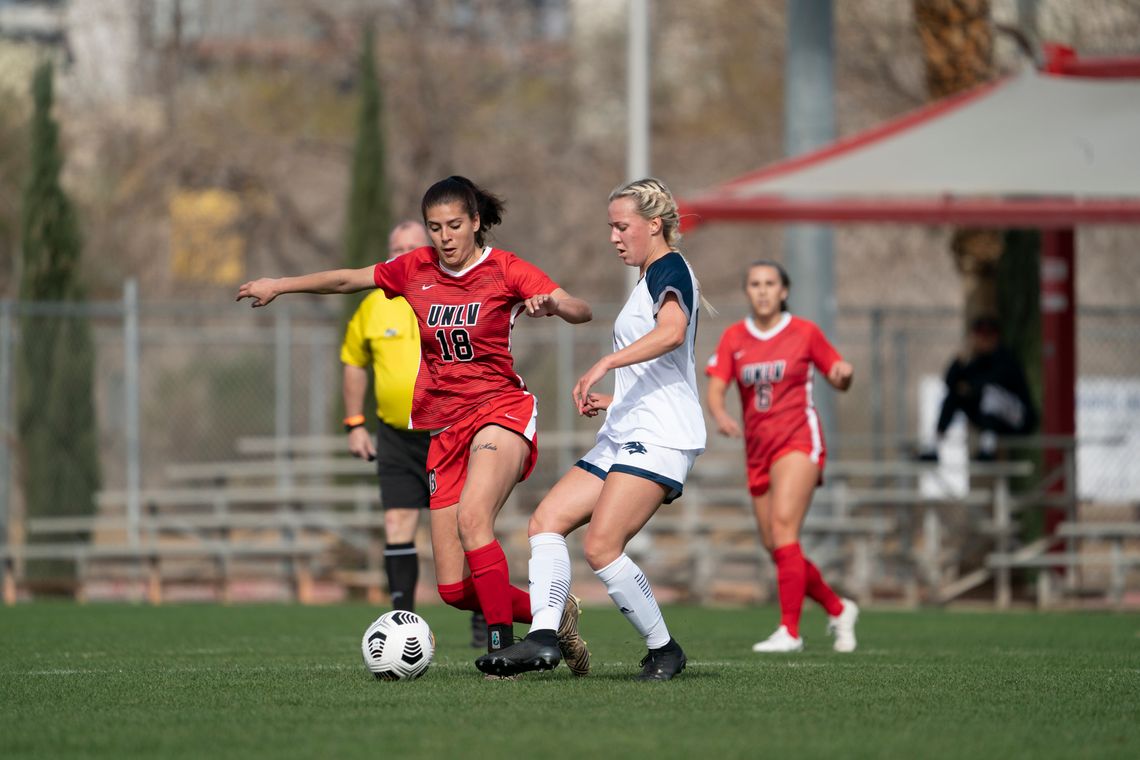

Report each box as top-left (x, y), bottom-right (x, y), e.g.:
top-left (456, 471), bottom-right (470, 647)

top-left (475, 630), bottom-right (561, 677)
top-left (635, 638), bottom-right (686, 681)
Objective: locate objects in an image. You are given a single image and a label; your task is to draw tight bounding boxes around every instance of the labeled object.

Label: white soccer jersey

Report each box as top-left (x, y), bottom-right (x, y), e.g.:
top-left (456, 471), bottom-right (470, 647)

top-left (597, 251), bottom-right (706, 452)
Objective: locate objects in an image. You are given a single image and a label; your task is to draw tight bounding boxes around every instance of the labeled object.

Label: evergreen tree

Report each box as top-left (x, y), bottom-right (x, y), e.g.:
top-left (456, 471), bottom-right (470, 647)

top-left (998, 231), bottom-right (1044, 540)
top-left (997, 231), bottom-right (1042, 415)
top-left (18, 61), bottom-right (101, 579)
top-left (0, 91), bottom-right (30, 294)
top-left (342, 23), bottom-right (390, 316)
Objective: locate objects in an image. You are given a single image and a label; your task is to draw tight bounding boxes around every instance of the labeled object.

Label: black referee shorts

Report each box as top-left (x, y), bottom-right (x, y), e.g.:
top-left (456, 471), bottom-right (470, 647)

top-left (375, 422), bottom-right (432, 510)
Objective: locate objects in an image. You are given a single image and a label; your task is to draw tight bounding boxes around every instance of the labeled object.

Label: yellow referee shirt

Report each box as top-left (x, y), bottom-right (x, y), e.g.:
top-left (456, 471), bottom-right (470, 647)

top-left (340, 290), bottom-right (421, 429)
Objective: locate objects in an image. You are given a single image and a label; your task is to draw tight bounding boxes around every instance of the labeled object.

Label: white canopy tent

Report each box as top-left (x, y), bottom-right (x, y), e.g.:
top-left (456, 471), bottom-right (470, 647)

top-left (679, 51), bottom-right (1140, 529)
top-left (682, 69), bottom-right (1140, 227)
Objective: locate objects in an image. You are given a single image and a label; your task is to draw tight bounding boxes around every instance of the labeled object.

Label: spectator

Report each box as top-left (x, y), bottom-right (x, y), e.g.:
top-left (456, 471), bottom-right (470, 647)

top-left (921, 315), bottom-right (1038, 461)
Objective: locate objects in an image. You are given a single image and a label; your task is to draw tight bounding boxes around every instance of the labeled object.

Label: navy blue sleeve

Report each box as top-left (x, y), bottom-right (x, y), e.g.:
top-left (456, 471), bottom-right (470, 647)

top-left (645, 253), bottom-right (695, 322)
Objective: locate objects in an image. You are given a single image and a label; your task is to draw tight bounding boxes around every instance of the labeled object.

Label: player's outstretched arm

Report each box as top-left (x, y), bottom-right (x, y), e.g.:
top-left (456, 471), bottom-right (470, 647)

top-left (706, 375), bottom-right (743, 438)
top-left (523, 288), bottom-right (592, 324)
top-left (236, 267), bottom-right (377, 307)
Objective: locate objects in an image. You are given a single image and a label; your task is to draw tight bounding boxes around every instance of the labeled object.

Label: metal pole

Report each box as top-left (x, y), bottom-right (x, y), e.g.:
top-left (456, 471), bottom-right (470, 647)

top-left (308, 328), bottom-right (328, 437)
top-left (274, 307), bottom-right (293, 490)
top-left (123, 280), bottom-right (141, 548)
top-left (869, 307), bottom-right (884, 464)
top-left (626, 0), bottom-right (650, 291)
top-left (1041, 230), bottom-right (1076, 545)
top-left (994, 476), bottom-right (1012, 609)
top-left (556, 319), bottom-right (574, 473)
top-left (893, 328), bottom-right (909, 445)
top-left (1017, 0), bottom-right (1038, 40)
top-left (0, 300), bottom-right (11, 548)
top-left (785, 0), bottom-right (837, 440)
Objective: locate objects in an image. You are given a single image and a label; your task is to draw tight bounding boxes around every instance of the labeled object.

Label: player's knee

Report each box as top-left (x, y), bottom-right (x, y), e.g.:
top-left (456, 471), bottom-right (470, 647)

top-left (384, 510), bottom-right (419, 543)
top-left (455, 504), bottom-right (493, 548)
top-left (527, 508), bottom-right (562, 538)
top-left (582, 533), bottom-right (620, 571)
top-left (771, 515), bottom-right (797, 534)
top-left (770, 517), bottom-right (799, 546)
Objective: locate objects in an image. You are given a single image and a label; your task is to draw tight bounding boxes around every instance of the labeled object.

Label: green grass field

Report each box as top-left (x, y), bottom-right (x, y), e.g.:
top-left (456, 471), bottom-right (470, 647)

top-left (2, 603), bottom-right (1137, 759)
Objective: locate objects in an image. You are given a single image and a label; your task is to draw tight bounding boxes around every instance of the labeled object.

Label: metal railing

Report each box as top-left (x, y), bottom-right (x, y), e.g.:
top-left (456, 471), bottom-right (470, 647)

top-left (1, 288), bottom-right (1138, 601)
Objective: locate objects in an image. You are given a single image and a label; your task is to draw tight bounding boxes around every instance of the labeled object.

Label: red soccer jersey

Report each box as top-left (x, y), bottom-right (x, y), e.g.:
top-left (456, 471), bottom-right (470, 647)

top-left (373, 246), bottom-right (558, 430)
top-left (706, 314), bottom-right (842, 438)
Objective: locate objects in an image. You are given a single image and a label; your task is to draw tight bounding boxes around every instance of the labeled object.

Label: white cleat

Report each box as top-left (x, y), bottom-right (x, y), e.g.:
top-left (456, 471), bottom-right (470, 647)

top-left (827, 598), bottom-right (859, 653)
top-left (751, 625), bottom-right (804, 653)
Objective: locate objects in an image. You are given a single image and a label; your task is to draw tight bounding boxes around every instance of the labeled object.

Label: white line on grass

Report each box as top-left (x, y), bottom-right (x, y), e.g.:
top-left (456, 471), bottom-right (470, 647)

top-left (27, 655), bottom-right (1104, 678)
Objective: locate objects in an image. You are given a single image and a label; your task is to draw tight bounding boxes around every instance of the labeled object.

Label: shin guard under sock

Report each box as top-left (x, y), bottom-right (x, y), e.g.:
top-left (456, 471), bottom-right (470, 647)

top-left (465, 540), bottom-right (513, 627)
top-left (528, 532), bottom-right (571, 632)
top-left (772, 543), bottom-right (807, 639)
top-left (595, 553), bottom-right (670, 649)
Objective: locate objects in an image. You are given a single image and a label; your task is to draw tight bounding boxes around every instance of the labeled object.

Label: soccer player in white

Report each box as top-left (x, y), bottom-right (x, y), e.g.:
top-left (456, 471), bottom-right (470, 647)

top-left (476, 177), bottom-right (705, 681)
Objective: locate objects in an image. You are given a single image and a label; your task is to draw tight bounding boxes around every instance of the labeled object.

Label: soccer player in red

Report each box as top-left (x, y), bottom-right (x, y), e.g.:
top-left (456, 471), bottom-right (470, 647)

top-left (705, 260), bottom-right (860, 653)
top-left (238, 176), bottom-right (593, 670)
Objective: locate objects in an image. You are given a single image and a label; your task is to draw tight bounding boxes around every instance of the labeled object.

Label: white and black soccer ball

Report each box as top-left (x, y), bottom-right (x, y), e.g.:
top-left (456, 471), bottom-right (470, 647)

top-left (361, 610), bottom-right (435, 681)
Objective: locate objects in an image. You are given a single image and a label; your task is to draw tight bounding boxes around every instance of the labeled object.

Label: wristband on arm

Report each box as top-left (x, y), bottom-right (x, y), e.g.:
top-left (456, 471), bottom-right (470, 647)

top-left (343, 414), bottom-right (366, 433)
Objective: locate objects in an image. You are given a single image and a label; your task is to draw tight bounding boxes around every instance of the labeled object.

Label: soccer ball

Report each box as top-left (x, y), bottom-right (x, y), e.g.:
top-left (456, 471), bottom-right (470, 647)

top-left (361, 610), bottom-right (435, 681)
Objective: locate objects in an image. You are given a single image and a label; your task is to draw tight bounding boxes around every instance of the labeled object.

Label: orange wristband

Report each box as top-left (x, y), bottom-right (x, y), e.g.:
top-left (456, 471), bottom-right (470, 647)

top-left (343, 414), bottom-right (366, 432)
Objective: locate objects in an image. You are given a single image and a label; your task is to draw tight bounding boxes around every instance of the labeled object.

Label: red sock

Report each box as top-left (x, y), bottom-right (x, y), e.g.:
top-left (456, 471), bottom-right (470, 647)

top-left (772, 543), bottom-right (806, 639)
top-left (804, 558), bottom-right (844, 617)
top-left (465, 540), bottom-right (515, 627)
top-left (509, 585), bottom-right (533, 624)
top-left (437, 578), bottom-right (480, 611)
top-left (437, 574), bottom-right (532, 623)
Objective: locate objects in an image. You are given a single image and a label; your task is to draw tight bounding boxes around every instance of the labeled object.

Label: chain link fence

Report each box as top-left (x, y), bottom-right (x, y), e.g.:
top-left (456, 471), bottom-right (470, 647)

top-left (2, 288), bottom-right (1138, 566)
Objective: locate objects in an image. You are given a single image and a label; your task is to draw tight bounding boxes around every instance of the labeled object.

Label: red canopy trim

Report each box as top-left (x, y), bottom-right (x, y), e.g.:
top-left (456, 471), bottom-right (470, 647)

top-left (680, 195), bottom-right (1140, 231)
top-left (1043, 43), bottom-right (1140, 78)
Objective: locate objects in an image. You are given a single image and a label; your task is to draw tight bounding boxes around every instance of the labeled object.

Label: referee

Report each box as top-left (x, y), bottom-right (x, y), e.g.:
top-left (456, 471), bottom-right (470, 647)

top-left (341, 220), bottom-right (487, 645)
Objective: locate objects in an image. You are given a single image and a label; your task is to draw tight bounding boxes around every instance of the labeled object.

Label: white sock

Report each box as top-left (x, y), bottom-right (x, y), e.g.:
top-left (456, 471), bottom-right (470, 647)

top-left (528, 532), bottom-right (571, 633)
top-left (594, 553), bottom-right (671, 649)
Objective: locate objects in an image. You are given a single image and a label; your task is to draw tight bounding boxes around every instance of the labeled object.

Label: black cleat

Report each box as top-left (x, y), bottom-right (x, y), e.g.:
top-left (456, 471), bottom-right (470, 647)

top-left (475, 631), bottom-right (561, 677)
top-left (635, 638), bottom-right (686, 681)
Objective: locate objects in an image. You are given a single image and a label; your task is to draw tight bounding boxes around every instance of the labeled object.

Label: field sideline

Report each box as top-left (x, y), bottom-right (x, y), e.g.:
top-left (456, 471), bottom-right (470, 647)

top-left (2, 603), bottom-right (1137, 759)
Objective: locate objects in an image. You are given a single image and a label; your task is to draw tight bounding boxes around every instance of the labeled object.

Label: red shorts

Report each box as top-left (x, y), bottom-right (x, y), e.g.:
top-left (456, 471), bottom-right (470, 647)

top-left (745, 419), bottom-right (827, 496)
top-left (426, 390), bottom-right (539, 510)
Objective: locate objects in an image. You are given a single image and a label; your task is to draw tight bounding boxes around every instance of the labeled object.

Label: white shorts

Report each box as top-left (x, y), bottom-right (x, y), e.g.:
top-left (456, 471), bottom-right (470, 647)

top-left (575, 435), bottom-right (699, 504)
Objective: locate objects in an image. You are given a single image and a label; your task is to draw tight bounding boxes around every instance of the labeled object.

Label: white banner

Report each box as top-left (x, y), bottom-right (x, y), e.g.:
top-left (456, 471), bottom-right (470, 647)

top-left (917, 374), bottom-right (1140, 502)
top-left (1077, 378), bottom-right (1140, 502)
